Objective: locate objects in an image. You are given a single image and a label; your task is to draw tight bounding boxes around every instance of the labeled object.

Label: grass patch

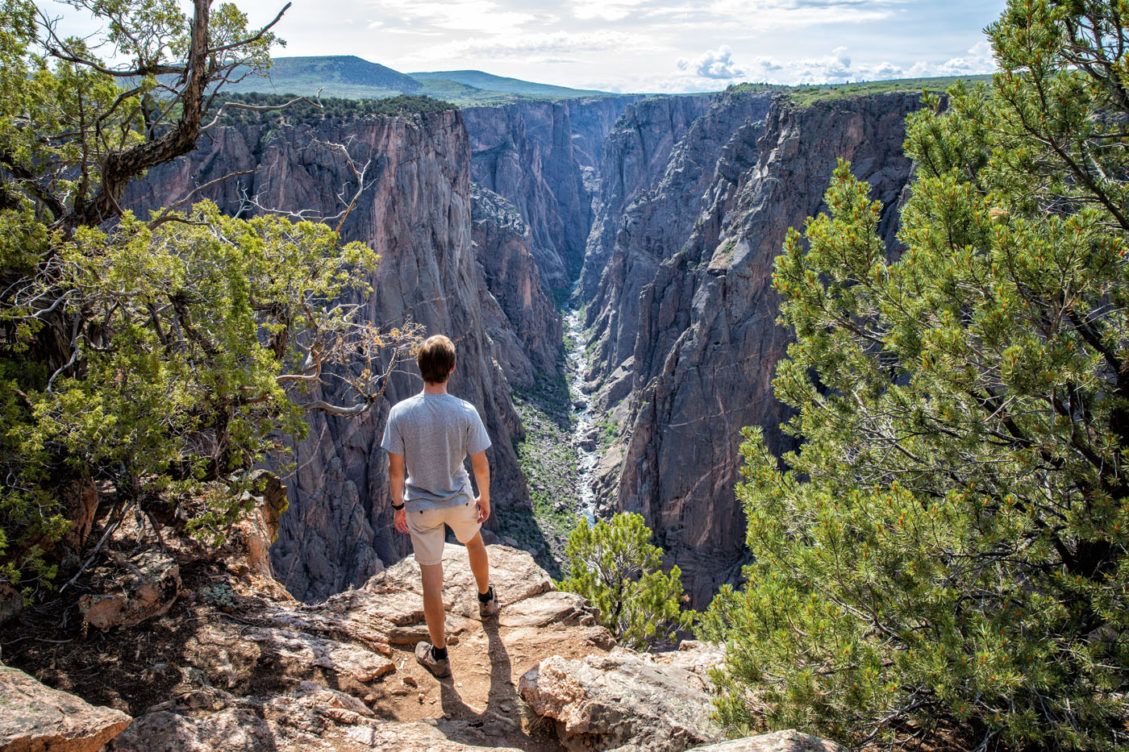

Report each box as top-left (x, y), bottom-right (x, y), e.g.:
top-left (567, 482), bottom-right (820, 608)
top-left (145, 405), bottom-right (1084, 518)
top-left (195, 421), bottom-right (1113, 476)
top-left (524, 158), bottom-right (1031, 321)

top-left (723, 75), bottom-right (992, 108)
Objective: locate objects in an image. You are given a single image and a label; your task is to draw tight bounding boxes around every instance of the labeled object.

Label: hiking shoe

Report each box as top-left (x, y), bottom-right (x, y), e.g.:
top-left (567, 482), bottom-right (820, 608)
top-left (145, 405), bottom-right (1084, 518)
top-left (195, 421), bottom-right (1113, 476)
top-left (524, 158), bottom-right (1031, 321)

top-left (478, 584), bottom-right (499, 618)
top-left (414, 641), bottom-right (451, 678)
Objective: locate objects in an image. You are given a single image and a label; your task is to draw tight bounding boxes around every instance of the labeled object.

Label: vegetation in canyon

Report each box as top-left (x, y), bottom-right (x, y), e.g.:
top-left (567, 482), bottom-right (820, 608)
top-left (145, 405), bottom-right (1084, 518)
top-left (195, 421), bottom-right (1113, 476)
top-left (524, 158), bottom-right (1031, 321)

top-left (701, 1), bottom-right (1129, 749)
top-left (0, 0), bottom-right (418, 599)
top-left (208, 92), bottom-right (457, 126)
top-left (505, 371), bottom-right (582, 572)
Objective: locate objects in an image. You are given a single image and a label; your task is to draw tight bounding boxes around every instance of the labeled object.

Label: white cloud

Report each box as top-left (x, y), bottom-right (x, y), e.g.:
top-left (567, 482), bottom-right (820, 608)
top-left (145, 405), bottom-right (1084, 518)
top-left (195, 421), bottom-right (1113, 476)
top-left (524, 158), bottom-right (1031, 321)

top-left (571, 0), bottom-right (652, 21)
top-left (416, 30), bottom-right (648, 63)
top-left (708, 0), bottom-right (900, 28)
top-left (368, 0), bottom-right (536, 34)
top-left (678, 45), bottom-right (745, 79)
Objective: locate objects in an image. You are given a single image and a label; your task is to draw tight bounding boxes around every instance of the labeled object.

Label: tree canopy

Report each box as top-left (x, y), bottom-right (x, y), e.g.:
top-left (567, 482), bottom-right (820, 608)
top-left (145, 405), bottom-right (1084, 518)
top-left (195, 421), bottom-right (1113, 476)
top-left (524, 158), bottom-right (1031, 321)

top-left (699, 1), bottom-right (1129, 749)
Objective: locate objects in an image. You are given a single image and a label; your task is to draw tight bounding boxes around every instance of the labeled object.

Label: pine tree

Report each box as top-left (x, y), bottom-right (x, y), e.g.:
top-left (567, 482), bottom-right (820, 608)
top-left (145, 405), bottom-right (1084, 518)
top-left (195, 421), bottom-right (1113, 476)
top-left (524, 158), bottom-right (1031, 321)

top-left (699, 1), bottom-right (1129, 748)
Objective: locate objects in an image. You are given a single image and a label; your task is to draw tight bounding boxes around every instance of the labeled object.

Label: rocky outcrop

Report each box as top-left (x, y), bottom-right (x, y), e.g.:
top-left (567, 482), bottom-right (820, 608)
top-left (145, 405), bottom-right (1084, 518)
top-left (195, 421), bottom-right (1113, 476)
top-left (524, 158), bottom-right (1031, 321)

top-left (127, 110), bottom-right (544, 602)
top-left (10, 530), bottom-right (615, 751)
top-left (519, 642), bottom-right (724, 751)
top-left (2, 485), bottom-right (846, 752)
top-left (581, 93), bottom-right (923, 605)
top-left (690, 732), bottom-right (846, 752)
top-left (463, 97), bottom-right (636, 292)
top-left (0, 664), bottom-right (132, 752)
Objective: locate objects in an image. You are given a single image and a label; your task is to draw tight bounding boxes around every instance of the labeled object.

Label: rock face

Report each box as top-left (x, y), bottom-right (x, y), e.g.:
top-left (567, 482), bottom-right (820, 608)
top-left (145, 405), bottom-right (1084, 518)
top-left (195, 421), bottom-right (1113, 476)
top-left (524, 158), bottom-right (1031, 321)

top-left (0, 664), bottom-right (132, 752)
top-left (519, 643), bottom-right (724, 751)
top-left (471, 184), bottom-right (562, 388)
top-left (128, 110), bottom-right (552, 602)
top-left (463, 97), bottom-right (636, 293)
top-left (578, 94), bottom-right (713, 300)
top-left (78, 550), bottom-right (181, 631)
top-left (579, 93), bottom-right (923, 605)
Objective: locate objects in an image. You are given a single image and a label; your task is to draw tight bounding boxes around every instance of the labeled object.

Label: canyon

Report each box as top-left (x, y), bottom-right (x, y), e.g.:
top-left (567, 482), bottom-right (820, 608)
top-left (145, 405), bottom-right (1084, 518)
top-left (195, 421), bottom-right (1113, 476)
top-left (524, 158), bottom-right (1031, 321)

top-left (129, 87), bottom-right (923, 606)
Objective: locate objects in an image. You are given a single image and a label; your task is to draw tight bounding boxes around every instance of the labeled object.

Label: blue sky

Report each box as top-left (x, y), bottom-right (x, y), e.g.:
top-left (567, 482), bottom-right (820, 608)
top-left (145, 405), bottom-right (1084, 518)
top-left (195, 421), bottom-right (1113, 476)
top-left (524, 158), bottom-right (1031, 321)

top-left (50, 0), bottom-right (1007, 93)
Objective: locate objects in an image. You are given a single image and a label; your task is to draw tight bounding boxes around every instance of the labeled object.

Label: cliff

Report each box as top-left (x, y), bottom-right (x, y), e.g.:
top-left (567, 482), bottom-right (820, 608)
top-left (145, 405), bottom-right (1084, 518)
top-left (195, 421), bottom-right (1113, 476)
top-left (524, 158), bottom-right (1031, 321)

top-left (471, 183), bottom-right (562, 387)
top-left (127, 109), bottom-right (553, 601)
top-left (579, 93), bottom-right (924, 605)
top-left (577, 94), bottom-right (713, 301)
top-left (462, 97), bottom-right (636, 293)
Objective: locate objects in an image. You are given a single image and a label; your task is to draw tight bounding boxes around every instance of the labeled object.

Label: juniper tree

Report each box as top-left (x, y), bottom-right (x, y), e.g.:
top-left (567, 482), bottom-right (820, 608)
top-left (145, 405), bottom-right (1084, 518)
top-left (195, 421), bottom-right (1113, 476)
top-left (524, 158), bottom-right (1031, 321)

top-left (699, 1), bottom-right (1129, 748)
top-left (559, 513), bottom-right (692, 650)
top-left (0, 0), bottom-right (418, 597)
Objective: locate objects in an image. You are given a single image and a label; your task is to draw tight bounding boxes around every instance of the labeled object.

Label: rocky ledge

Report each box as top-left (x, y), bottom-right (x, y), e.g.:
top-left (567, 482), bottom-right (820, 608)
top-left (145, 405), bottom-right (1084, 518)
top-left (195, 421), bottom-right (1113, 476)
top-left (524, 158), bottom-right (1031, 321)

top-left (1, 491), bottom-right (840, 752)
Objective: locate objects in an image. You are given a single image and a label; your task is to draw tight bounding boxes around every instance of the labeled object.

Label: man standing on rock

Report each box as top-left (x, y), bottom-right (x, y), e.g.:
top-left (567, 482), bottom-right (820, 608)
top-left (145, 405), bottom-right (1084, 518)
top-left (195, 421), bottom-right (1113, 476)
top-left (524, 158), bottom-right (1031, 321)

top-left (381, 334), bottom-right (500, 679)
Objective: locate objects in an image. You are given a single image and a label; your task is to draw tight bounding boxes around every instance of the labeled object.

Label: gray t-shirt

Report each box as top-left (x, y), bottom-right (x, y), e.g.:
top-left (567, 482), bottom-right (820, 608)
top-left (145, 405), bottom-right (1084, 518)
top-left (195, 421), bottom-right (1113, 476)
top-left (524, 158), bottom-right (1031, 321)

top-left (380, 393), bottom-right (492, 510)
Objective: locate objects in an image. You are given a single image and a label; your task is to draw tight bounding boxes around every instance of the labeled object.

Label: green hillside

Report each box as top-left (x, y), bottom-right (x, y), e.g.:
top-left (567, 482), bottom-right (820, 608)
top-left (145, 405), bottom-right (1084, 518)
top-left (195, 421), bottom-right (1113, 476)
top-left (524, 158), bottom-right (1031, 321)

top-left (727, 74), bottom-right (994, 106)
top-left (223, 55), bottom-right (422, 99)
top-left (410, 70), bottom-right (613, 100)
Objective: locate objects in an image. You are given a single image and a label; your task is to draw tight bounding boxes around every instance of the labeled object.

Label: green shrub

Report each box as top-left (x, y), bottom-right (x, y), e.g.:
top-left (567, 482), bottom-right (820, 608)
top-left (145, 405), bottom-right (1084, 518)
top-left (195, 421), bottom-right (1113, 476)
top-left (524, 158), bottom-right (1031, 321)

top-left (558, 513), bottom-right (693, 650)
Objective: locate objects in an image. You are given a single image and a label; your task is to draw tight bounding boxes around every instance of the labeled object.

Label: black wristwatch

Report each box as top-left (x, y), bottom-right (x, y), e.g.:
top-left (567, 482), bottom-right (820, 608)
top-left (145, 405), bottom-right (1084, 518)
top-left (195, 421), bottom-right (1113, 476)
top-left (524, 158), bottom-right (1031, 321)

top-left (391, 501), bottom-right (405, 510)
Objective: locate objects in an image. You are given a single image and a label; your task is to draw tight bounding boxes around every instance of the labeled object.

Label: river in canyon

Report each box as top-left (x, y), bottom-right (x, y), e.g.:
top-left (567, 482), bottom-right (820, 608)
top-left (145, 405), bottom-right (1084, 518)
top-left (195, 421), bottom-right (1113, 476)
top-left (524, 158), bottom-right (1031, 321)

top-left (563, 306), bottom-right (598, 523)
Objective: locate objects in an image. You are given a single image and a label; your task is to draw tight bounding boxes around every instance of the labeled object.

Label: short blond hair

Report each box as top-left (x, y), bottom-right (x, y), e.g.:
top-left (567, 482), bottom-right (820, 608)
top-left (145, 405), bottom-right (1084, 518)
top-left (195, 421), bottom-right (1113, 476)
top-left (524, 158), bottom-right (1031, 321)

top-left (417, 335), bottom-right (456, 384)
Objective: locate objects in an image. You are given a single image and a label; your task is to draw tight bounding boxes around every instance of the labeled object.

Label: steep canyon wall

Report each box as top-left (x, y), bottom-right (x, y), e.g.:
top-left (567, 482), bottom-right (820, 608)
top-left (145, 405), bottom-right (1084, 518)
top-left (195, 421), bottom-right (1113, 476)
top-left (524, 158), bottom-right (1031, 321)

top-left (130, 90), bottom-right (925, 607)
top-left (578, 91), bottom-right (924, 605)
top-left (462, 98), bottom-right (636, 295)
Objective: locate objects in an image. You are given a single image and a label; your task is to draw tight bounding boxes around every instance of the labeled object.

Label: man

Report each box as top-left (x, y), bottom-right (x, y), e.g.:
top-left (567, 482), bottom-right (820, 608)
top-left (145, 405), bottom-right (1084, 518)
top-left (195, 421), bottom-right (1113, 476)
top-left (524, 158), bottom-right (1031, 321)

top-left (380, 334), bottom-right (499, 679)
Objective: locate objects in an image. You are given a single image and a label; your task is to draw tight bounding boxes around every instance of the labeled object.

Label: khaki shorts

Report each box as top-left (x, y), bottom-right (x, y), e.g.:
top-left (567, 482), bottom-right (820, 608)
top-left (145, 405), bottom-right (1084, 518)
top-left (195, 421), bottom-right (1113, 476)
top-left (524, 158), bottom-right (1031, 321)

top-left (406, 499), bottom-right (482, 566)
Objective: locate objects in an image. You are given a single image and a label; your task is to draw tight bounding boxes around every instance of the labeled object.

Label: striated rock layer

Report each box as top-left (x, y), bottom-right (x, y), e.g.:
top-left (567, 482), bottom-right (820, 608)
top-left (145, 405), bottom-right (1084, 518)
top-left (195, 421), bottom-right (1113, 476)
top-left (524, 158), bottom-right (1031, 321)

top-left (128, 110), bottom-right (553, 602)
top-left (471, 184), bottom-right (562, 388)
top-left (463, 97), bottom-right (636, 293)
top-left (580, 93), bottom-right (924, 605)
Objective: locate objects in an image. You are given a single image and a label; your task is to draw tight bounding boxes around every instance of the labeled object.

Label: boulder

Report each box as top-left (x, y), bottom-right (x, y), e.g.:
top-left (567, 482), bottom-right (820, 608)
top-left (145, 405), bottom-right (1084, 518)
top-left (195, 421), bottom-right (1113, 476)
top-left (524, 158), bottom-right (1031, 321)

top-left (519, 644), bottom-right (723, 751)
top-left (79, 549), bottom-right (180, 630)
top-left (689, 731), bottom-right (845, 752)
top-left (0, 664), bottom-right (131, 752)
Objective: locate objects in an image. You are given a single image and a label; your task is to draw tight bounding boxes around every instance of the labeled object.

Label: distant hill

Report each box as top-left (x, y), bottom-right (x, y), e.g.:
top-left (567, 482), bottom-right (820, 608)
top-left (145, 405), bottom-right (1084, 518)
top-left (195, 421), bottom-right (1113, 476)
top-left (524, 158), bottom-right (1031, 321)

top-left (218, 56), bottom-right (617, 105)
top-left (223, 55), bottom-right (422, 99)
top-left (409, 70), bottom-right (613, 100)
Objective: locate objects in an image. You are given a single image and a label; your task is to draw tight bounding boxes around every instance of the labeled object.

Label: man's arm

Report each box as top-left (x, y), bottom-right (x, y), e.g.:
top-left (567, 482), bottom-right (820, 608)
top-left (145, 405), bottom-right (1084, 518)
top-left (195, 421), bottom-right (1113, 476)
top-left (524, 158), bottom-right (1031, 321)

top-left (470, 450), bottom-right (490, 523)
top-left (389, 452), bottom-right (408, 534)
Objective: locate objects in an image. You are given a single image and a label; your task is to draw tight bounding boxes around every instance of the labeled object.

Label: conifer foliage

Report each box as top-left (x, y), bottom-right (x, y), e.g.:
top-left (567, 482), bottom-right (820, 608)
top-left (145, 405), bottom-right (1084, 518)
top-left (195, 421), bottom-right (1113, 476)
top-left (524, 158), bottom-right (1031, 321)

top-left (699, 1), bottom-right (1129, 748)
top-left (559, 513), bottom-right (692, 650)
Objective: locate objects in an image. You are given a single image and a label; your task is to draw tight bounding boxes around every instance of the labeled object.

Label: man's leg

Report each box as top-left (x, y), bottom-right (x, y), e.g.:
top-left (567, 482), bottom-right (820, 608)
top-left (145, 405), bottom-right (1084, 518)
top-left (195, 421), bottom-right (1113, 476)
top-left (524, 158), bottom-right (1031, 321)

top-left (464, 532), bottom-right (491, 596)
top-left (420, 562), bottom-right (446, 649)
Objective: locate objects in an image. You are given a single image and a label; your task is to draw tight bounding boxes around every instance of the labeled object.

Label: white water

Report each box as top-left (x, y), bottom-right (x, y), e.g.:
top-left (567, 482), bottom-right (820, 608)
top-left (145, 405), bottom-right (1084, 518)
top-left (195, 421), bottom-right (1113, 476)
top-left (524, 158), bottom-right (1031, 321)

top-left (563, 307), bottom-right (598, 522)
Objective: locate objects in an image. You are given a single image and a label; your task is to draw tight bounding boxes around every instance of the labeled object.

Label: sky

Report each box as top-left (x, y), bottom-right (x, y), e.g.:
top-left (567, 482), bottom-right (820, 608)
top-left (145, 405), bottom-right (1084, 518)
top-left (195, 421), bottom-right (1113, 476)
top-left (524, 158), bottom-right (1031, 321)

top-left (48, 0), bottom-right (1008, 93)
